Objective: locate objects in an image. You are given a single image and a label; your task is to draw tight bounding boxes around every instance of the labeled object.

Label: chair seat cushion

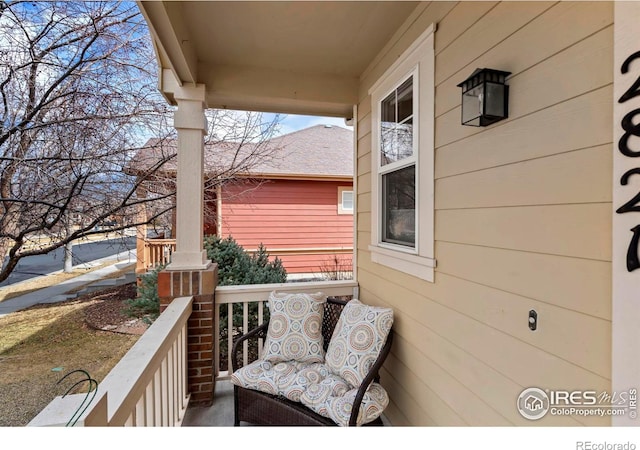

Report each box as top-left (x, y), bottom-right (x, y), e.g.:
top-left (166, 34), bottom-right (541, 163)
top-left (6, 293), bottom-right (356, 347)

top-left (231, 360), bottom-right (388, 426)
top-left (231, 360), bottom-right (329, 402)
top-left (300, 382), bottom-right (389, 427)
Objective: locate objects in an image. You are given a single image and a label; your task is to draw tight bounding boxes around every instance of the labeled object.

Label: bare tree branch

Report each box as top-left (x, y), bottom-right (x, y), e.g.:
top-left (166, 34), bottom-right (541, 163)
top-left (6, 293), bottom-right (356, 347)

top-left (0, 1), bottom-right (283, 283)
top-left (0, 1), bottom-right (176, 282)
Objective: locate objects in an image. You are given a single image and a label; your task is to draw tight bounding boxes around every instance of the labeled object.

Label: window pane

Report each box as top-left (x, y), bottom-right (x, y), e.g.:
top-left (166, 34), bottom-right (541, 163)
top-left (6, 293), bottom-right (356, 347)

top-left (380, 75), bottom-right (413, 167)
top-left (381, 91), bottom-right (396, 126)
top-left (397, 117), bottom-right (413, 161)
top-left (380, 129), bottom-right (395, 165)
top-left (397, 77), bottom-right (413, 122)
top-left (342, 191), bottom-right (354, 210)
top-left (382, 165), bottom-right (415, 247)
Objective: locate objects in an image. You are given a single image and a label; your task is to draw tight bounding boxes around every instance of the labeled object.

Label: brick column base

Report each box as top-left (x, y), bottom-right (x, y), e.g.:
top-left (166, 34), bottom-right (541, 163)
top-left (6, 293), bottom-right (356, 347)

top-left (157, 264), bottom-right (218, 406)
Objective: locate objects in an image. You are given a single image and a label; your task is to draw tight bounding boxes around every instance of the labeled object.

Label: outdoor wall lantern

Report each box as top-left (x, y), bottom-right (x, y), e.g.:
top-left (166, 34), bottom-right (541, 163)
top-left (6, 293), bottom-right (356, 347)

top-left (457, 68), bottom-right (511, 127)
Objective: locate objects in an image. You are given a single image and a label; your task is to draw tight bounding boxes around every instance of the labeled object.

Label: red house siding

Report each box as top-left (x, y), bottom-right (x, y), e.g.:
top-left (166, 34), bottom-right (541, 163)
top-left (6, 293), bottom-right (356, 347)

top-left (211, 179), bottom-right (353, 275)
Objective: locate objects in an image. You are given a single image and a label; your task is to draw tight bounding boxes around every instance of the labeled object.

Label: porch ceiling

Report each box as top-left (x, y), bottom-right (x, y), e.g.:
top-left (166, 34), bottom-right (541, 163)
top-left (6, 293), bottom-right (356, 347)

top-left (137, 1), bottom-right (420, 118)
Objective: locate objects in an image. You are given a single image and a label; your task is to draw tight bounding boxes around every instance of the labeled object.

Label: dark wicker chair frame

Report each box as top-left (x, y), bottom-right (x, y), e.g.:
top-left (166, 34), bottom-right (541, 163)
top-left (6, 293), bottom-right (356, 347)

top-left (231, 297), bottom-right (394, 426)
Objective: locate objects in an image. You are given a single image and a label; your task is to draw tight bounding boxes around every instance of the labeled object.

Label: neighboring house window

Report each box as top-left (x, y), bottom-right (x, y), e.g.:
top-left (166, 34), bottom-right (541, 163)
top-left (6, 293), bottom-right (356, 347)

top-left (368, 24), bottom-right (436, 282)
top-left (338, 186), bottom-right (354, 215)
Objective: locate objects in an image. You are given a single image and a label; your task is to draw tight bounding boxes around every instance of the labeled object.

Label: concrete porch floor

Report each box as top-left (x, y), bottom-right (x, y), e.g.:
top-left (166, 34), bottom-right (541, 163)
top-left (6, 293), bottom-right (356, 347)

top-left (182, 380), bottom-right (235, 426)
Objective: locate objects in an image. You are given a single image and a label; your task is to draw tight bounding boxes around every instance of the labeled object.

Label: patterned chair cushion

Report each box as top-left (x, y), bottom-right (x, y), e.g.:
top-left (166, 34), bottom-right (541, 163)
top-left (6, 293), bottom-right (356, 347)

top-left (231, 360), bottom-right (389, 426)
top-left (230, 359), bottom-right (279, 395)
top-left (261, 291), bottom-right (327, 363)
top-left (324, 299), bottom-right (394, 389)
top-left (231, 360), bottom-right (329, 402)
top-left (301, 382), bottom-right (390, 427)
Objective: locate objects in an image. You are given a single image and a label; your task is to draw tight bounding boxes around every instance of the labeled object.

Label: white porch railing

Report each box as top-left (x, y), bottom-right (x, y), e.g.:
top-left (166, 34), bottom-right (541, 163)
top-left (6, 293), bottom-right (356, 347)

top-left (214, 279), bottom-right (358, 378)
top-left (28, 280), bottom-right (357, 427)
top-left (28, 296), bottom-right (192, 427)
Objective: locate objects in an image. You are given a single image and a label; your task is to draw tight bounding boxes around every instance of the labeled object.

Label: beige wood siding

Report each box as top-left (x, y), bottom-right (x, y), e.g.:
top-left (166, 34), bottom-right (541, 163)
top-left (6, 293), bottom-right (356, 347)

top-left (356, 1), bottom-right (613, 426)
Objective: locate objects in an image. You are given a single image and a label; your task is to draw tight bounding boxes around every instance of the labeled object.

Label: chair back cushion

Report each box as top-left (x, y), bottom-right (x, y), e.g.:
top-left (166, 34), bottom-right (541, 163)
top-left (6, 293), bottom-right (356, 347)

top-left (262, 291), bottom-right (327, 363)
top-left (325, 299), bottom-right (394, 388)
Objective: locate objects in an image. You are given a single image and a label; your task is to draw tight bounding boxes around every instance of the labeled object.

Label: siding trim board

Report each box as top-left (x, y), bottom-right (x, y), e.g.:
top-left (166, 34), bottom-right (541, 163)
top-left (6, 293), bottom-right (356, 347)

top-left (612, 1), bottom-right (640, 426)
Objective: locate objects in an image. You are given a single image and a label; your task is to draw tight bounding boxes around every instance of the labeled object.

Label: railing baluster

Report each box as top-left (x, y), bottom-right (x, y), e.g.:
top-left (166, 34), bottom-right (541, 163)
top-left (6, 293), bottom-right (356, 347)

top-left (178, 327), bottom-right (187, 416)
top-left (154, 371), bottom-right (161, 426)
top-left (145, 382), bottom-right (154, 426)
top-left (258, 301), bottom-right (264, 359)
top-left (242, 301), bottom-right (248, 366)
top-left (176, 331), bottom-right (181, 418)
top-left (168, 346), bottom-right (175, 426)
top-left (135, 394), bottom-right (145, 426)
top-left (161, 358), bottom-right (169, 426)
top-left (227, 303), bottom-right (233, 375)
top-left (214, 303), bottom-right (220, 378)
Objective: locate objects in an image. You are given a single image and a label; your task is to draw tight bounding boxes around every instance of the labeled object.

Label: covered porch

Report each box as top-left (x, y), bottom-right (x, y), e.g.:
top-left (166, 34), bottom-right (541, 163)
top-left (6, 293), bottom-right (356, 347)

top-left (30, 0), bottom-right (411, 427)
top-left (27, 0), bottom-right (640, 430)
top-left (135, 0), bottom-right (414, 422)
top-left (133, 0), bottom-right (419, 273)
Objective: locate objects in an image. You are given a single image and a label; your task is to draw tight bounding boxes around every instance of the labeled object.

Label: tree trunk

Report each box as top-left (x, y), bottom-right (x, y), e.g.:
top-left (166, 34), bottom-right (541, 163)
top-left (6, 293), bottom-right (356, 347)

top-left (63, 241), bottom-right (73, 273)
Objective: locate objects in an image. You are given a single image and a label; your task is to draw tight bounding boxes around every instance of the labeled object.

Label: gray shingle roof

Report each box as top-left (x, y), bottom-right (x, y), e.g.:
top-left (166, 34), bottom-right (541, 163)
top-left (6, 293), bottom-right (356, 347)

top-left (131, 124), bottom-right (353, 179)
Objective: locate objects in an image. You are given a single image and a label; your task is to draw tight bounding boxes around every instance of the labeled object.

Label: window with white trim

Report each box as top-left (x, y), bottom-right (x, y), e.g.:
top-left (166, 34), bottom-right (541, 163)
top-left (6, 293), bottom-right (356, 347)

top-left (368, 24), bottom-right (436, 282)
top-left (338, 186), bottom-right (354, 215)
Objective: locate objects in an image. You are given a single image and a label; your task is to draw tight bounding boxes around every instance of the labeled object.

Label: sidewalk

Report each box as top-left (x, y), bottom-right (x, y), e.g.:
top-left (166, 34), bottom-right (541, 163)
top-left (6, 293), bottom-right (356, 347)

top-left (0, 249), bottom-right (137, 318)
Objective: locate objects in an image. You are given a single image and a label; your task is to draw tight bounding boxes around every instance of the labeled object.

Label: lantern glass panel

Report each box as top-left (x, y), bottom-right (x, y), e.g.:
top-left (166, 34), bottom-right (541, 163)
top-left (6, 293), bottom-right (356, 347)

top-left (461, 85), bottom-right (482, 126)
top-left (485, 82), bottom-right (505, 118)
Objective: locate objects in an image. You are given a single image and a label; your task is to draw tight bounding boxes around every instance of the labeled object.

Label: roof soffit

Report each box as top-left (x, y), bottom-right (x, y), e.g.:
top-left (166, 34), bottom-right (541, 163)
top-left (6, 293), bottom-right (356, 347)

top-left (138, 1), bottom-right (420, 115)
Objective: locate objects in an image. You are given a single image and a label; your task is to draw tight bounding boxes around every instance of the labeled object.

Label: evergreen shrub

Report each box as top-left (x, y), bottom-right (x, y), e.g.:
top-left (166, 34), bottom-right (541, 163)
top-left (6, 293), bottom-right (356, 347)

top-left (123, 264), bottom-right (164, 324)
top-left (204, 235), bottom-right (287, 369)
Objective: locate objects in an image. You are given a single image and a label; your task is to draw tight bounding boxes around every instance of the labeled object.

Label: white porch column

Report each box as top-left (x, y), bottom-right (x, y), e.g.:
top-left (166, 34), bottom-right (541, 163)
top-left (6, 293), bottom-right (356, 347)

top-left (613, 2), bottom-right (640, 426)
top-left (163, 71), bottom-right (210, 270)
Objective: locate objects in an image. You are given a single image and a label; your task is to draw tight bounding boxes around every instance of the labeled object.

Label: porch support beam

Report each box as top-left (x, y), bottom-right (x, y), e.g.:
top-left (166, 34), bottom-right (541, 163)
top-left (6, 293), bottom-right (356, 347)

top-left (199, 63), bottom-right (358, 118)
top-left (137, 1), bottom-right (198, 85)
top-left (163, 70), bottom-right (210, 270)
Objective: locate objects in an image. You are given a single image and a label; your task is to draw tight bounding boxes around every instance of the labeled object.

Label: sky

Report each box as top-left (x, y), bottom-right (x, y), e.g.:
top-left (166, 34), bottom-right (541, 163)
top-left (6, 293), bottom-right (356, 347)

top-left (268, 113), bottom-right (353, 136)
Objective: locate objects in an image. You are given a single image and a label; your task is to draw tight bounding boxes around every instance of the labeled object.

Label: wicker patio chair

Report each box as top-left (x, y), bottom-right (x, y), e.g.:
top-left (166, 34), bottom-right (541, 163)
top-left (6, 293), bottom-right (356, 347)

top-left (231, 297), bottom-right (394, 426)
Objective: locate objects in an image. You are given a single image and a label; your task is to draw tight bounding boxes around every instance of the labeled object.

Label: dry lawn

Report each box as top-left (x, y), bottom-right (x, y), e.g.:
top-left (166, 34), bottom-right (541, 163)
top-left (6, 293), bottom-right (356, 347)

top-left (0, 284), bottom-right (141, 426)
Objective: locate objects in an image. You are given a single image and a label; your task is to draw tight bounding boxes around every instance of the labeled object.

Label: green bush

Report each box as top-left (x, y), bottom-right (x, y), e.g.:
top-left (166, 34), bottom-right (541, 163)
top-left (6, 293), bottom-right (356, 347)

top-left (204, 235), bottom-right (287, 285)
top-left (204, 235), bottom-right (287, 369)
top-left (124, 237), bottom-right (286, 329)
top-left (123, 265), bottom-right (164, 324)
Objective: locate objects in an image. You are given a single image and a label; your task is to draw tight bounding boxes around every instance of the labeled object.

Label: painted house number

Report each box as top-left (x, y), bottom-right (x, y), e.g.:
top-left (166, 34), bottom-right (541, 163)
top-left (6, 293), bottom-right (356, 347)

top-left (616, 50), bottom-right (640, 272)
